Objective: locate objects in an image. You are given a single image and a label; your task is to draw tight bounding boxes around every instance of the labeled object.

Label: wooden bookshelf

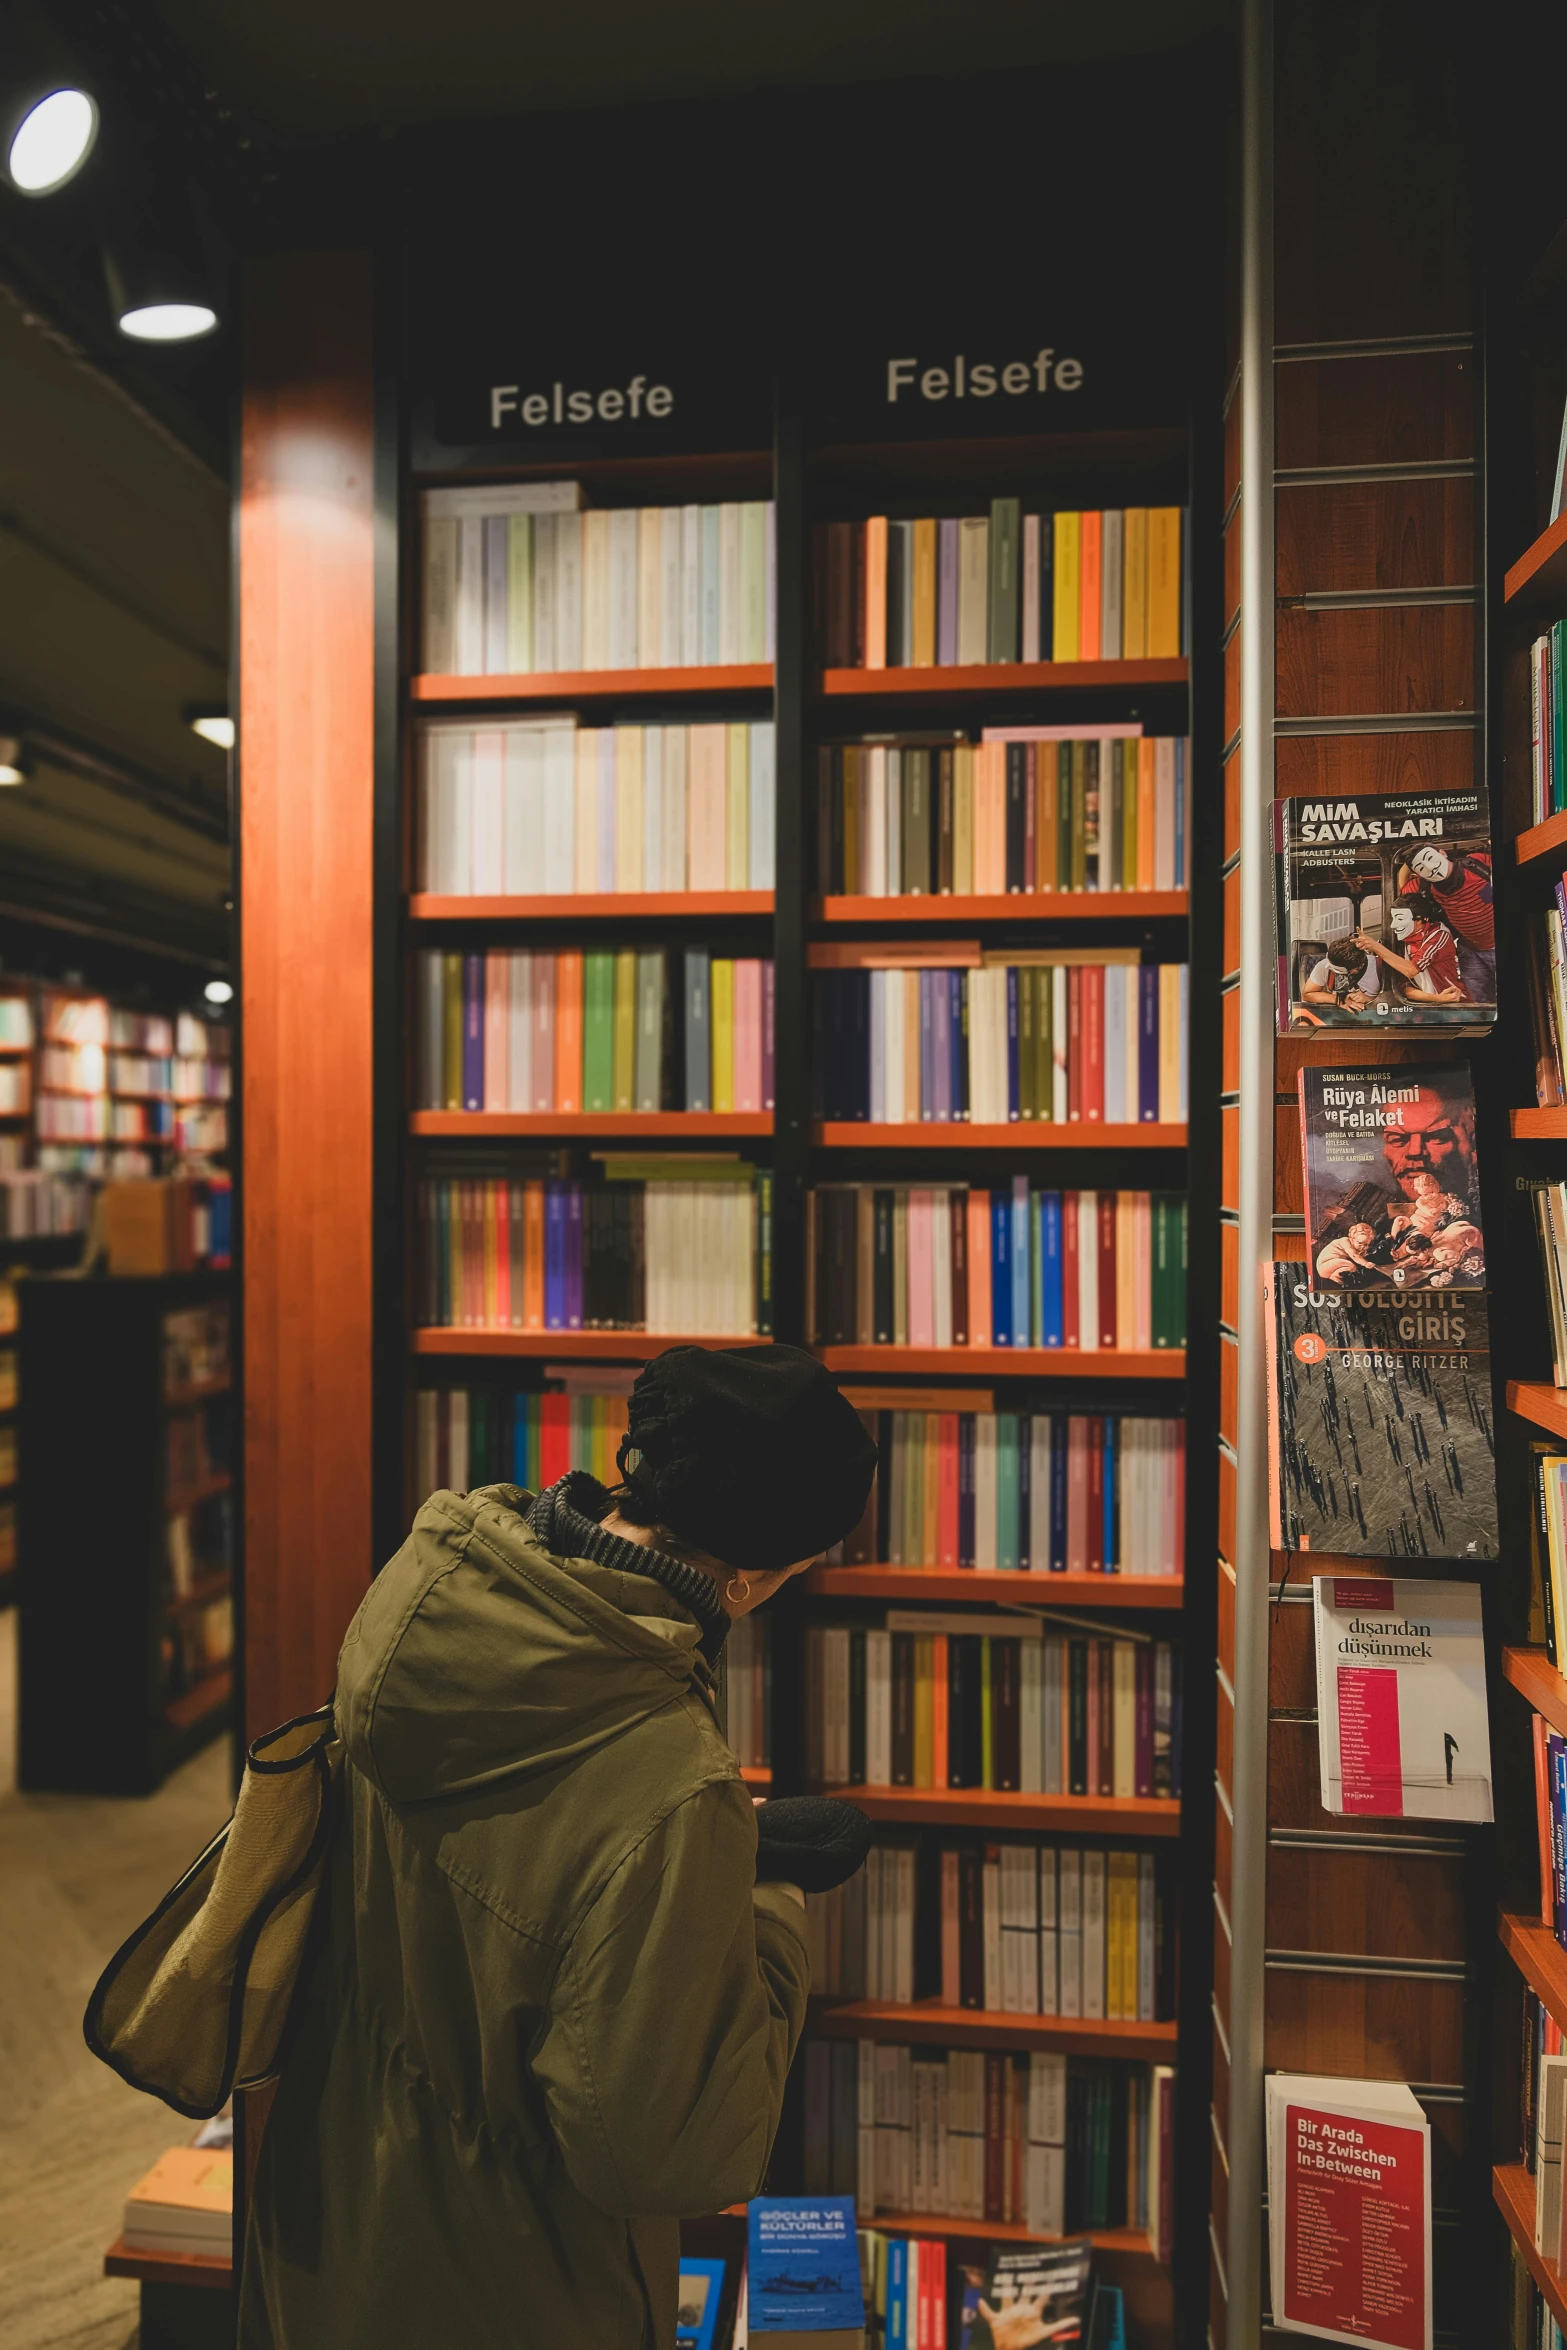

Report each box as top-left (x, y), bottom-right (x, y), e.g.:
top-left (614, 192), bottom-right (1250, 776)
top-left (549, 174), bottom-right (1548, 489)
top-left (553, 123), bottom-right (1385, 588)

top-left (412, 664), bottom-right (773, 703)
top-left (817, 1784), bottom-right (1181, 1836)
top-left (816, 1344), bottom-right (1185, 1380)
top-left (863, 2211), bottom-right (1155, 2258)
top-left (1505, 511), bottom-right (1567, 611)
top-left (1494, 2164), bottom-right (1567, 2333)
top-left (165, 1666), bottom-right (232, 1733)
top-left (1515, 809), bottom-right (1567, 869)
top-left (1499, 1911), bottom-right (1567, 2034)
top-left (1503, 1646), bottom-right (1567, 1739)
top-left (1514, 1109), bottom-right (1567, 1135)
top-left (739, 1765), bottom-right (770, 1788)
top-left (1508, 1380), bottom-right (1567, 1440)
top-left (414, 1327), bottom-right (763, 1359)
top-left (164, 1377), bottom-right (231, 1411)
top-left (808, 1997), bottom-right (1178, 2060)
top-left (165, 1473), bottom-right (232, 1514)
top-left (819, 658), bottom-right (1188, 698)
top-left (807, 1564), bottom-right (1185, 1608)
top-left (104, 2236), bottom-right (230, 2291)
top-left (167, 1570), bottom-right (233, 1621)
top-left (818, 891), bottom-right (1189, 923)
top-left (410, 891), bottom-right (774, 921)
top-left (813, 1122), bottom-right (1186, 1150)
top-left (413, 1111), bottom-right (774, 1138)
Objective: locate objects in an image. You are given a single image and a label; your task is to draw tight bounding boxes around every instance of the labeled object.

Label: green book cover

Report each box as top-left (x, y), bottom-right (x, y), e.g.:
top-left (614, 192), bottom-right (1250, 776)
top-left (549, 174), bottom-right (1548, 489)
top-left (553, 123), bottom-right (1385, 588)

top-left (1034, 967), bottom-right (1054, 1123)
top-left (987, 496), bottom-right (1021, 662)
top-left (1150, 1197), bottom-right (1169, 1346)
top-left (633, 952), bottom-right (663, 1112)
top-left (582, 953), bottom-right (615, 1111)
top-left (442, 951), bottom-right (463, 1110)
top-left (612, 949), bottom-right (637, 1110)
top-left (1018, 961), bottom-right (1036, 1118)
top-left (1123, 740), bottom-right (1140, 883)
top-left (980, 1636), bottom-right (993, 1789)
top-left (757, 1168), bottom-right (773, 1334)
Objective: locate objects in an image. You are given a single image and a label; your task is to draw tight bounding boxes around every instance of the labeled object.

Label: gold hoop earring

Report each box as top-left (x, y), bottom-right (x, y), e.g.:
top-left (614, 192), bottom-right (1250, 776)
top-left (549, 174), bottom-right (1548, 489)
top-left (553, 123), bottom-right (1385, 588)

top-left (726, 1572), bottom-right (751, 1604)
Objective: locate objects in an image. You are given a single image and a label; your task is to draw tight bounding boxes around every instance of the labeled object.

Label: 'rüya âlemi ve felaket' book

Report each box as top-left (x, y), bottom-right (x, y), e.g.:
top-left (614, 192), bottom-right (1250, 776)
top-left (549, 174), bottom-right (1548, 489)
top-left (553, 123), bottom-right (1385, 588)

top-left (1312, 1574), bottom-right (1492, 1821)
top-left (1264, 1271), bottom-right (1497, 1560)
top-left (1298, 1063), bottom-right (1485, 1291)
top-left (1273, 790), bottom-right (1495, 1033)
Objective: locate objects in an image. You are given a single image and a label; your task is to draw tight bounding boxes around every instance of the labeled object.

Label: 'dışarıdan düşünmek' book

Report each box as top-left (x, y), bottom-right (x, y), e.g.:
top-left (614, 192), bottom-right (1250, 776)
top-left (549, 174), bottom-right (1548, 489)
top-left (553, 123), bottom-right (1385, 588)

top-left (1297, 1062), bottom-right (1485, 1291)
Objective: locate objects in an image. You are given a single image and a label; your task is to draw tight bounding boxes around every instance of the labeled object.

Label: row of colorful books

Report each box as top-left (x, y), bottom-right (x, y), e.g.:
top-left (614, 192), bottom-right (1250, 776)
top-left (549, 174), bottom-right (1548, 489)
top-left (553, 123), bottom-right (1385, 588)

top-left (805, 1838), bottom-right (1170, 2022)
top-left (417, 949), bottom-right (776, 1116)
top-left (812, 958), bottom-right (1188, 1127)
top-left (1534, 1184), bottom-right (1567, 1388)
top-left (413, 1382), bottom-right (631, 1497)
top-left (809, 1186), bottom-right (1189, 1352)
top-left (1530, 1446), bottom-right (1567, 1669)
top-left (421, 482), bottom-right (775, 675)
top-left (840, 1405), bottom-right (1184, 1578)
top-left (816, 505), bottom-right (1186, 669)
top-left (416, 718), bottom-right (776, 897)
top-left (1528, 886), bottom-right (1567, 1105)
top-left (1532, 626), bottom-right (1567, 825)
top-left (417, 1165), bottom-right (772, 1336)
top-left (1506, 2240), bottom-right (1565, 2350)
top-left (802, 2041), bottom-right (1172, 2242)
top-left (817, 730), bottom-right (1190, 898)
top-left (805, 1617), bottom-right (1181, 1798)
top-left (1525, 1987), bottom-right (1567, 2273)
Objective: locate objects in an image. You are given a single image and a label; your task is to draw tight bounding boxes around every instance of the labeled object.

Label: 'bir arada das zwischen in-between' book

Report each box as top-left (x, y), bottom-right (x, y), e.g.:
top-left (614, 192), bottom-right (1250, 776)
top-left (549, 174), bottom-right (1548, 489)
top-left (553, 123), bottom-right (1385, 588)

top-left (1298, 1063), bottom-right (1485, 1292)
top-left (1274, 789), bottom-right (1495, 1034)
top-left (1265, 1271), bottom-right (1496, 1561)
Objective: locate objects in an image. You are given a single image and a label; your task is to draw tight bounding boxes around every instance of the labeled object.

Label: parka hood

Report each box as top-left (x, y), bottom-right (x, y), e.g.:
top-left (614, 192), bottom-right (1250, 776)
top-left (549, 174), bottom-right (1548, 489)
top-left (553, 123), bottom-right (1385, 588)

top-left (336, 1485), bottom-right (712, 1805)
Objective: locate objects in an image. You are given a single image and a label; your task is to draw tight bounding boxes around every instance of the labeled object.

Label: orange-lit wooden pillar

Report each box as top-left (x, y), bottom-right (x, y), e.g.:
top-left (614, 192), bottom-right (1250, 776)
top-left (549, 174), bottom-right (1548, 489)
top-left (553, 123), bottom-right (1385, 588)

top-left (238, 250), bottom-right (379, 1738)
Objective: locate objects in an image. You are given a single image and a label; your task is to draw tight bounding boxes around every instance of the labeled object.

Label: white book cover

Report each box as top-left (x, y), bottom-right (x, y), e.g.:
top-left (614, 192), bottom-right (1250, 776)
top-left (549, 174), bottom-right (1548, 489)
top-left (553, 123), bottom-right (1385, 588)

top-left (554, 512), bottom-right (584, 670)
top-left (471, 730), bottom-right (505, 891)
top-left (764, 500), bottom-right (777, 660)
top-left (658, 508), bottom-right (683, 669)
top-left (607, 507), bottom-right (639, 669)
top-left (1265, 2073), bottom-right (1431, 2350)
top-left (1021, 514), bottom-right (1041, 664)
top-left (1081, 1849), bottom-right (1106, 2019)
top-left (1057, 1849), bottom-right (1082, 2017)
top-left (885, 747), bottom-right (902, 901)
top-left (636, 508), bottom-right (661, 672)
top-left (680, 504), bottom-right (702, 664)
top-left (662, 725), bottom-right (688, 892)
top-left (541, 723), bottom-right (575, 893)
top-left (641, 725), bottom-right (664, 891)
top-left (718, 501), bottom-right (742, 664)
top-left (582, 509), bottom-right (611, 670)
top-left (865, 745), bottom-right (889, 898)
top-left (1312, 1576), bottom-right (1492, 1822)
top-left (1051, 967), bottom-right (1069, 1121)
top-left (455, 515), bottom-right (484, 674)
top-left (448, 730), bottom-right (474, 894)
top-left (422, 481), bottom-right (582, 519)
top-left (532, 513), bottom-right (557, 672)
top-left (1104, 966), bottom-right (1127, 1123)
top-left (739, 501), bottom-right (767, 663)
top-left (749, 722), bottom-right (775, 889)
top-left (503, 727), bottom-right (540, 893)
top-left (1541, 2053), bottom-right (1567, 2257)
top-left (1025, 2051), bottom-right (1067, 2238)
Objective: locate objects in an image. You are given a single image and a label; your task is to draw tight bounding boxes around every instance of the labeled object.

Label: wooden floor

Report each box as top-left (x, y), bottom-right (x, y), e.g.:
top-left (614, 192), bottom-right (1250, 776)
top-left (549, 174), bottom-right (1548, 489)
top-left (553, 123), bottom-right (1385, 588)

top-left (0, 1607), bottom-right (233, 2350)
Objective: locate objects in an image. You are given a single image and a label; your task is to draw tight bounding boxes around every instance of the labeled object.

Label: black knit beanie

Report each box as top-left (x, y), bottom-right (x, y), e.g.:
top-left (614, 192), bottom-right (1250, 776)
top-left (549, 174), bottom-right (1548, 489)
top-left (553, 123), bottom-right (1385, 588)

top-left (615, 1343), bottom-right (877, 1575)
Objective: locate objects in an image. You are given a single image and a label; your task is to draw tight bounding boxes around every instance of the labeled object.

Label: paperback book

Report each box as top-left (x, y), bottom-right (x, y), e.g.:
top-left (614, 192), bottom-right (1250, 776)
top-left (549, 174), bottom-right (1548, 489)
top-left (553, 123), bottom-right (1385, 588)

top-left (1312, 1574), bottom-right (1492, 1821)
top-left (1297, 1064), bottom-right (1485, 1290)
top-left (1265, 2074), bottom-right (1432, 2350)
top-left (747, 2198), bottom-right (863, 2345)
top-left (1273, 791), bottom-right (1495, 1033)
top-left (1264, 1271), bottom-right (1497, 1560)
top-left (962, 2238), bottom-right (1097, 2349)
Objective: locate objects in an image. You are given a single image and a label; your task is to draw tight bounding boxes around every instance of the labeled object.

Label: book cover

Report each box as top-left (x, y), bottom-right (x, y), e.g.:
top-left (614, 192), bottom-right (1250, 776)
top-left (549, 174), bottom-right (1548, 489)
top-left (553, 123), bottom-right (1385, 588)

top-left (1312, 1573), bottom-right (1492, 1820)
top-left (963, 2238), bottom-right (1095, 2349)
top-left (123, 2146), bottom-right (232, 2255)
top-left (678, 2258), bottom-right (730, 2350)
top-left (1265, 1272), bottom-right (1496, 1559)
top-left (747, 2198), bottom-right (864, 2339)
top-left (1265, 2074), bottom-right (1432, 2350)
top-left (1298, 1063), bottom-right (1485, 1290)
top-left (1274, 790), bottom-right (1496, 1032)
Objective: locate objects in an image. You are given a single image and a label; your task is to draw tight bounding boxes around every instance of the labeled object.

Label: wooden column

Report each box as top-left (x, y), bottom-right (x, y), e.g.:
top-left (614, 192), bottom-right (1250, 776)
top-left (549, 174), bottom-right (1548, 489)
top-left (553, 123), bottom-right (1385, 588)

top-left (239, 250), bottom-right (378, 1737)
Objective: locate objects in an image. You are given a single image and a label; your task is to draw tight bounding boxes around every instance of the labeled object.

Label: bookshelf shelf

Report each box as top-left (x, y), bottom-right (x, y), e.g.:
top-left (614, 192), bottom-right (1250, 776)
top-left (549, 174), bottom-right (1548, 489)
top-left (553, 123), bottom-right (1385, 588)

top-left (1499, 1911), bottom-right (1567, 2033)
top-left (813, 1122), bottom-right (1186, 1150)
top-left (1513, 1109), bottom-right (1567, 1136)
top-left (413, 1111), bottom-right (774, 1138)
top-left (1504, 512), bottom-right (1567, 613)
top-left (817, 1784), bottom-right (1181, 1836)
top-left (861, 2212), bottom-right (1156, 2258)
top-left (1508, 1380), bottom-right (1567, 1440)
top-left (1502, 1645), bottom-right (1567, 1738)
top-left (103, 2236), bottom-right (230, 2292)
top-left (413, 1328), bottom-right (763, 1359)
top-left (808, 1997), bottom-right (1178, 2060)
top-left (739, 1765), bottom-right (770, 1788)
top-left (1495, 2165), bottom-right (1567, 2333)
top-left (819, 659), bottom-right (1189, 698)
top-left (816, 1345), bottom-right (1185, 1380)
top-left (412, 664), bottom-right (773, 704)
top-left (1515, 810), bottom-right (1567, 869)
top-left (818, 891), bottom-right (1189, 923)
top-left (410, 891), bottom-right (774, 922)
top-left (806, 1565), bottom-right (1185, 1608)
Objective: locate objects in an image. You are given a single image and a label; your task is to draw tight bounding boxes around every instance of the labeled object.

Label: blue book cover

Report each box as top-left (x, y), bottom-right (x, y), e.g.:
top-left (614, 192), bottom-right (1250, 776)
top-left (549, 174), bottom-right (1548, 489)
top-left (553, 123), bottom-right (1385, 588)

top-left (1551, 1734), bottom-right (1567, 1945)
top-left (1173, 737), bottom-right (1186, 886)
top-left (1139, 967), bottom-right (1159, 1120)
top-left (676, 2257), bottom-right (727, 2350)
top-left (1006, 966), bottom-right (1020, 1119)
top-left (543, 1183), bottom-right (566, 1330)
top-left (463, 952), bottom-right (484, 1110)
top-left (1102, 1416), bottom-right (1119, 1572)
top-left (949, 970), bottom-right (966, 1119)
top-left (1011, 1174), bottom-right (1030, 1344)
top-left (996, 1413), bottom-right (1019, 1570)
top-left (1050, 1411), bottom-right (1069, 1570)
top-left (931, 969), bottom-right (951, 1121)
top-left (991, 1191), bottom-right (1011, 1345)
top-left (747, 2198), bottom-right (864, 2335)
top-left (886, 2237), bottom-right (908, 2349)
top-left (684, 951), bottom-right (711, 1111)
top-left (564, 1185), bottom-right (583, 1331)
top-left (1040, 1189), bottom-right (1064, 1347)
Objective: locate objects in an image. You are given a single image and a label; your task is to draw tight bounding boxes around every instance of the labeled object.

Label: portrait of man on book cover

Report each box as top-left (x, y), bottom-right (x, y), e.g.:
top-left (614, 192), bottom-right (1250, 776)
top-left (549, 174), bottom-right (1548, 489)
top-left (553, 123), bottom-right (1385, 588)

top-left (1298, 1064), bottom-right (1484, 1295)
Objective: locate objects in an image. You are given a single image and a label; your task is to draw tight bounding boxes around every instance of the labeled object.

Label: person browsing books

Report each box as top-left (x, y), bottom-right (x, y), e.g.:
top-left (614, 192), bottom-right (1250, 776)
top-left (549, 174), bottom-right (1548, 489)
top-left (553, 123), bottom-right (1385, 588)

top-left (241, 1343), bottom-right (877, 2350)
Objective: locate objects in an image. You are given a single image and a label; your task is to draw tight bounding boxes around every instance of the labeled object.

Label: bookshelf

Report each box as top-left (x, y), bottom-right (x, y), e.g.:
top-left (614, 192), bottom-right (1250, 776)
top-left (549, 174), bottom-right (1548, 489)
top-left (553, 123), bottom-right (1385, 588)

top-left (819, 658), bottom-right (1189, 697)
top-left (412, 663), bottom-right (774, 702)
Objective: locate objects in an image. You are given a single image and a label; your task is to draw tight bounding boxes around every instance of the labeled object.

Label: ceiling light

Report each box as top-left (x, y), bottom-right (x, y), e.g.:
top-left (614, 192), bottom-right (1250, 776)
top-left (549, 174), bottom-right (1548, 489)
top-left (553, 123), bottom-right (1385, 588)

top-left (0, 734), bottom-right (32, 786)
top-left (106, 234), bottom-right (221, 345)
top-left (203, 979), bottom-right (233, 1006)
top-left (187, 709), bottom-right (234, 750)
top-left (120, 302), bottom-right (217, 343)
top-left (7, 87), bottom-right (96, 195)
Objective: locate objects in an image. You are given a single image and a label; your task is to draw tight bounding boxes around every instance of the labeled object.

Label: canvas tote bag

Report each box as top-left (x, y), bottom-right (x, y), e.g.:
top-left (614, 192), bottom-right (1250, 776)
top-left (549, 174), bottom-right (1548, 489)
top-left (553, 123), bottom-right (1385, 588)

top-left (84, 1702), bottom-right (342, 2118)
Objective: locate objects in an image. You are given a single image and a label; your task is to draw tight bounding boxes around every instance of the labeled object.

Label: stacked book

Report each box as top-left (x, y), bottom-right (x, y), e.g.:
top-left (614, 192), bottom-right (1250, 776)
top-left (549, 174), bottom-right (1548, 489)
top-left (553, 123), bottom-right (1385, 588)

top-left (805, 1612), bottom-right (1181, 1797)
top-left (418, 1163), bottom-right (772, 1336)
top-left (812, 954), bottom-right (1187, 1125)
top-left (802, 2039), bottom-right (1168, 2237)
top-left (417, 948), bottom-right (776, 1115)
top-left (818, 504), bottom-right (1185, 667)
top-left (846, 1403), bottom-right (1184, 1577)
top-left (816, 729), bottom-right (1190, 896)
top-left (808, 1185), bottom-right (1188, 1351)
top-left (416, 718), bottom-right (776, 896)
top-left (804, 1836), bottom-right (1170, 2019)
top-left (422, 482), bottom-right (775, 674)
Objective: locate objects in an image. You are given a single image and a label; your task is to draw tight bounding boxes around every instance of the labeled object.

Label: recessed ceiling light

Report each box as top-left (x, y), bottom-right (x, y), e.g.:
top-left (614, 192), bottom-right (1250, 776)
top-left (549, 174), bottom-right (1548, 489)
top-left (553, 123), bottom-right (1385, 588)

top-left (119, 303), bottom-right (218, 343)
top-left (0, 734), bottom-right (31, 786)
top-left (8, 88), bottom-right (97, 196)
top-left (189, 712), bottom-right (234, 751)
top-left (203, 979), bottom-right (233, 1006)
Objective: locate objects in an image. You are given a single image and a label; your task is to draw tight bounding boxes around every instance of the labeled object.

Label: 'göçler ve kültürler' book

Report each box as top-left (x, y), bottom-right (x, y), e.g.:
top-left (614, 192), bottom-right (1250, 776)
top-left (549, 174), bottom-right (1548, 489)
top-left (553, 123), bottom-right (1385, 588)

top-left (1273, 789), bottom-right (1495, 1034)
top-left (1297, 1062), bottom-right (1484, 1292)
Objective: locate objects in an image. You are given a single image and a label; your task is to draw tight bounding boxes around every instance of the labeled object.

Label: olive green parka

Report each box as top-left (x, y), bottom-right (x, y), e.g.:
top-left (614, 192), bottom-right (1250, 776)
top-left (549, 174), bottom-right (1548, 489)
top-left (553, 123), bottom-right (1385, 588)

top-left (239, 1482), bottom-right (810, 2349)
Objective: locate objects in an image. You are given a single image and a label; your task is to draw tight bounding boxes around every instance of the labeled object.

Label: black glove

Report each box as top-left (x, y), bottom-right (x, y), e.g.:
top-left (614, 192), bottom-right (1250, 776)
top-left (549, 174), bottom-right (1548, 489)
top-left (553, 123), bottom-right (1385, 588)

top-left (753, 1796), bottom-right (872, 1893)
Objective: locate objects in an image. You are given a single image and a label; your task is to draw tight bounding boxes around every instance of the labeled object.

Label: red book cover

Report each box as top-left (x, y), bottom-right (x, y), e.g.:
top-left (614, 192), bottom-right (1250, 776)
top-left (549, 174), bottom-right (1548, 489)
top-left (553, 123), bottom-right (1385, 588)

top-left (926, 2240), bottom-right (947, 2350)
top-left (950, 1192), bottom-right (969, 1347)
top-left (1061, 1190), bottom-right (1080, 1348)
top-left (984, 2053), bottom-right (1004, 2221)
top-left (1086, 1418), bottom-right (1105, 1571)
top-left (933, 1632), bottom-right (949, 1787)
top-left (1096, 1638), bottom-right (1115, 1796)
top-left (917, 2234), bottom-right (933, 2349)
top-left (1066, 1412), bottom-right (1088, 1572)
top-left (1079, 510), bottom-right (1103, 662)
top-left (1097, 1189), bottom-right (1118, 1347)
top-left (1067, 967), bottom-right (1082, 1121)
top-left (1082, 963), bottom-right (1105, 1121)
top-left (938, 1412), bottom-right (960, 1566)
top-left (1135, 1641), bottom-right (1155, 1796)
top-left (539, 1392), bottom-right (571, 1487)
top-left (1275, 2090), bottom-right (1430, 2350)
top-left (1023, 745), bottom-right (1037, 893)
